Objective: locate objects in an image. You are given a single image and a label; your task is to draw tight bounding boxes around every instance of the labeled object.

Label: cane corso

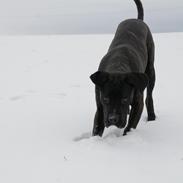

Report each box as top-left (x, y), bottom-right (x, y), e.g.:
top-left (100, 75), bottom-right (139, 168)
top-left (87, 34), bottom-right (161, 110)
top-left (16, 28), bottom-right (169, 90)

top-left (90, 0), bottom-right (156, 136)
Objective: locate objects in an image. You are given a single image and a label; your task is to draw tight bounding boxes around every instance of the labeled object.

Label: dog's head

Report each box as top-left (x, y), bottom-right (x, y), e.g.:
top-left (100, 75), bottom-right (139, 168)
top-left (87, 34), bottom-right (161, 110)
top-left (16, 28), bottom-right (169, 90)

top-left (90, 71), bottom-right (148, 128)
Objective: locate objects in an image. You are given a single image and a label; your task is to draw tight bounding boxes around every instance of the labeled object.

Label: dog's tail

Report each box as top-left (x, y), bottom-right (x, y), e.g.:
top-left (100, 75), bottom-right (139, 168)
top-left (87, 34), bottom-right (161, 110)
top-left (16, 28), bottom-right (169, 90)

top-left (134, 0), bottom-right (144, 20)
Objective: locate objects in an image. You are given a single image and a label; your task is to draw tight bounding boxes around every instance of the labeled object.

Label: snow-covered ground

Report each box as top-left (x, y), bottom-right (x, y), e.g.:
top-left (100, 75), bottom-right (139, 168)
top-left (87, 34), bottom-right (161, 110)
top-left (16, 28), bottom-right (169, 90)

top-left (0, 33), bottom-right (183, 183)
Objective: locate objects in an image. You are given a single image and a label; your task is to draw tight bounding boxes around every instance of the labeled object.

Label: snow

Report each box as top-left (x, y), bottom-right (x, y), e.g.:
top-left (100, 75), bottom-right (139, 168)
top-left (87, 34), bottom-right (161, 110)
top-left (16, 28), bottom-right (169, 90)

top-left (0, 33), bottom-right (183, 182)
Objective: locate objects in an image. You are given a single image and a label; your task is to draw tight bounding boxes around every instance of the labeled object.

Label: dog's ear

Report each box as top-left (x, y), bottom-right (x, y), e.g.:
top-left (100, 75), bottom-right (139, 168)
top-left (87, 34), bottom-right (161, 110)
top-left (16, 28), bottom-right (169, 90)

top-left (126, 73), bottom-right (148, 93)
top-left (90, 71), bottom-right (109, 86)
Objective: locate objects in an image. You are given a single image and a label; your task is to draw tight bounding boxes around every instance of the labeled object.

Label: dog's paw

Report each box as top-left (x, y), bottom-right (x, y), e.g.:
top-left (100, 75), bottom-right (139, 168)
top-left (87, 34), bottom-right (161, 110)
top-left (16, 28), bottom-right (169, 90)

top-left (147, 113), bottom-right (156, 121)
top-left (92, 128), bottom-right (104, 137)
top-left (123, 128), bottom-right (131, 136)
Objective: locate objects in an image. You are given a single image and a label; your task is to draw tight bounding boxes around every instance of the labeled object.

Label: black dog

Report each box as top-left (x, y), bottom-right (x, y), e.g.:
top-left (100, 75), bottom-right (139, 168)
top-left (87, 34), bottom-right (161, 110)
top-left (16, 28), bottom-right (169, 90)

top-left (90, 0), bottom-right (156, 136)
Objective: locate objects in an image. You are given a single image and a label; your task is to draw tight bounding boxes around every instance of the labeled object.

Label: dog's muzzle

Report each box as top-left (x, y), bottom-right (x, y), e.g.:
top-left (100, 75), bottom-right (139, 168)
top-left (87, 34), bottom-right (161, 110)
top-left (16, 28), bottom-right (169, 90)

top-left (105, 114), bottom-right (127, 128)
top-left (108, 114), bottom-right (119, 125)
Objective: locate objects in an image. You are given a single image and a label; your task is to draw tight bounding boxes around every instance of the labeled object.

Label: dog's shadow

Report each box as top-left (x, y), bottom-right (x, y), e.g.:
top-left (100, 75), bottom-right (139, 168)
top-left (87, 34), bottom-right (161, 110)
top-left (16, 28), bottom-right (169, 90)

top-left (73, 132), bottom-right (92, 142)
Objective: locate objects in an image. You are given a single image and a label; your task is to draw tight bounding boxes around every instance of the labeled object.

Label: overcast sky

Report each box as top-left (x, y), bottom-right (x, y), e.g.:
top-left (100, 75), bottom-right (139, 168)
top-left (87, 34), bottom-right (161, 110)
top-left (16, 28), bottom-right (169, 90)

top-left (0, 0), bottom-right (183, 34)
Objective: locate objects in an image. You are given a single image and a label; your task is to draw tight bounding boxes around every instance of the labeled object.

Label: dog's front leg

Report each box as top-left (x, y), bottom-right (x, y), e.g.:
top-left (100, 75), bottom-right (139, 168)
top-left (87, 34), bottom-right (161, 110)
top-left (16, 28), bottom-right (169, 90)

top-left (123, 91), bottom-right (144, 135)
top-left (92, 86), bottom-right (105, 137)
top-left (92, 107), bottom-right (105, 137)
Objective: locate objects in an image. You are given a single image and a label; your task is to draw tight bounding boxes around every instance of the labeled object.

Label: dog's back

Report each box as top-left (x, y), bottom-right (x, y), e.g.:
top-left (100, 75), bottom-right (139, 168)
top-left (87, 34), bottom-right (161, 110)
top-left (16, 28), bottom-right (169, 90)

top-left (109, 19), bottom-right (151, 52)
top-left (99, 1), bottom-right (154, 74)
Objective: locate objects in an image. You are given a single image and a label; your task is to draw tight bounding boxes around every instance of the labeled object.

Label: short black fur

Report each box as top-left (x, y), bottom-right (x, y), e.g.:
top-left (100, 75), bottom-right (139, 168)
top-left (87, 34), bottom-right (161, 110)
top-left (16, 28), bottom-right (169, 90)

top-left (90, 0), bottom-right (156, 137)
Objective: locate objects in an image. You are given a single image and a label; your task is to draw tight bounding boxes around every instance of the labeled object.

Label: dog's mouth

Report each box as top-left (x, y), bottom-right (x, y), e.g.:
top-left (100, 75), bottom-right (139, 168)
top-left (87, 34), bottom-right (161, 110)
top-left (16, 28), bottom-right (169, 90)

top-left (116, 121), bottom-right (127, 129)
top-left (105, 121), bottom-right (127, 129)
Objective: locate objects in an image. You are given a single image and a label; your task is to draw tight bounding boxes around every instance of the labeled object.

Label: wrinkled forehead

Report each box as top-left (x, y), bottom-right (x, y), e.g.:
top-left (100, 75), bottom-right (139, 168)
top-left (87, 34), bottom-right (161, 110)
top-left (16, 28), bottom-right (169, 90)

top-left (102, 81), bottom-right (132, 97)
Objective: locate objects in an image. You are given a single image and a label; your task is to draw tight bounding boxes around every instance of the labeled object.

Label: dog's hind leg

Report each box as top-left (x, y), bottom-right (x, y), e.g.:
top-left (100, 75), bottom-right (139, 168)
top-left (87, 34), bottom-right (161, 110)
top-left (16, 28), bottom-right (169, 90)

top-left (145, 39), bottom-right (156, 121)
top-left (92, 87), bottom-right (105, 137)
top-left (123, 92), bottom-right (144, 135)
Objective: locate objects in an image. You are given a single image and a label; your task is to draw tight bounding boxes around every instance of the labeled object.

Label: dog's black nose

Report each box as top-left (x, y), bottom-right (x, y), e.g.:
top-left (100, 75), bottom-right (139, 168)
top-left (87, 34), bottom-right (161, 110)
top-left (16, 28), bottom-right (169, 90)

top-left (108, 115), bottom-right (118, 124)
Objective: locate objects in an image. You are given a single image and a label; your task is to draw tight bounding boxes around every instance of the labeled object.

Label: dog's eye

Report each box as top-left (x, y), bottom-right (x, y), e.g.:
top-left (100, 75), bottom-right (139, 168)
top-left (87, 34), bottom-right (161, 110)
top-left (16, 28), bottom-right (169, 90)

top-left (103, 97), bottom-right (110, 104)
top-left (121, 98), bottom-right (128, 104)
